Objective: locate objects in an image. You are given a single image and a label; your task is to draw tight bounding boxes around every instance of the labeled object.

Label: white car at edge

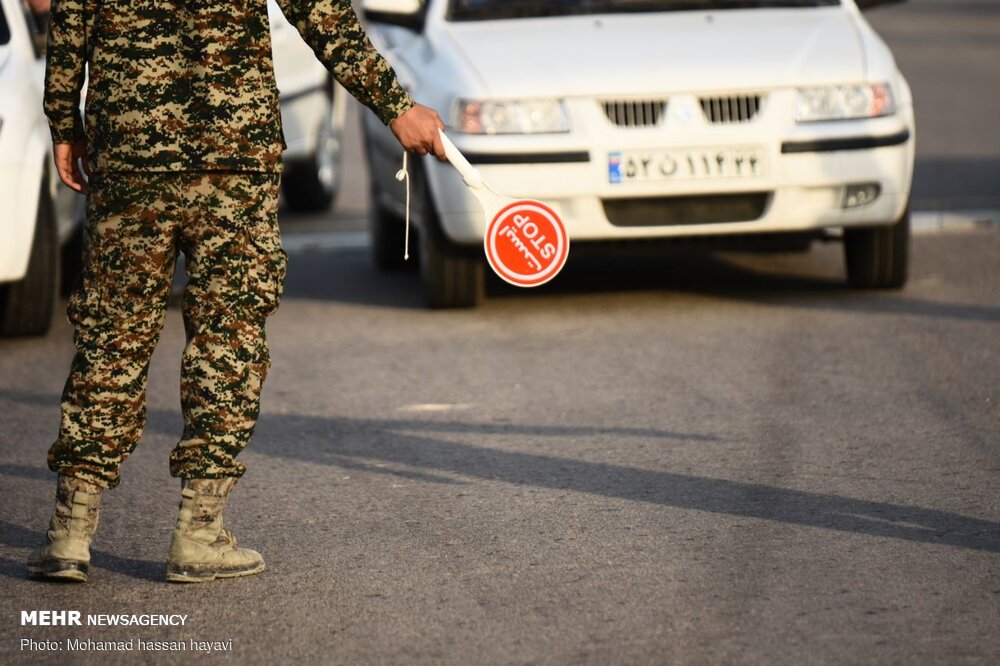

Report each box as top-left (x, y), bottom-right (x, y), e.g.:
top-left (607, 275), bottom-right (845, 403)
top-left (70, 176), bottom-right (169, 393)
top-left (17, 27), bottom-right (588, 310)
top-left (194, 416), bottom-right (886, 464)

top-left (362, 0), bottom-right (915, 308)
top-left (268, 0), bottom-right (348, 212)
top-left (0, 0), bottom-right (60, 335)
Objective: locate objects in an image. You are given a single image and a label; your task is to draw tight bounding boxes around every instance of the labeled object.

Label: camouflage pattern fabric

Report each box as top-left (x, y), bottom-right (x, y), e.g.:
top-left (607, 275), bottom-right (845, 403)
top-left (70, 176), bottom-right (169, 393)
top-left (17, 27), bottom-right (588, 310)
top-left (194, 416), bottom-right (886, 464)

top-left (180, 478), bottom-right (237, 529)
top-left (44, 0), bottom-right (415, 172)
top-left (48, 173), bottom-right (287, 489)
top-left (51, 475), bottom-right (102, 536)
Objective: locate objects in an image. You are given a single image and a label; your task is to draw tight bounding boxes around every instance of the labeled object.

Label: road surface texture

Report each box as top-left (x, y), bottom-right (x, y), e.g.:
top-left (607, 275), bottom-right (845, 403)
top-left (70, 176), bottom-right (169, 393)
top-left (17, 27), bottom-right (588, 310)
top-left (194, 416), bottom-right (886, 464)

top-left (867, 0), bottom-right (1000, 211)
top-left (1, 0), bottom-right (998, 664)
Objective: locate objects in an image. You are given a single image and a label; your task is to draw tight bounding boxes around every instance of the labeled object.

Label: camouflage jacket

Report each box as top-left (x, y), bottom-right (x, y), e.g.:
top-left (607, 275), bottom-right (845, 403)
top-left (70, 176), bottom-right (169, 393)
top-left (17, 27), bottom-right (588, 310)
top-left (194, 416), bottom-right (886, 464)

top-left (44, 0), bottom-right (414, 172)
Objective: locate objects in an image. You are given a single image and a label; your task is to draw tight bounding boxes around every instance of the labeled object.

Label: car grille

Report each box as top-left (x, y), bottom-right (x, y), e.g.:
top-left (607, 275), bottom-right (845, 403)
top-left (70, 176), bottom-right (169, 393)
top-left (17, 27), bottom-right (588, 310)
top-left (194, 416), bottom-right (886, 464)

top-left (699, 94), bottom-right (764, 124)
top-left (603, 193), bottom-right (772, 227)
top-left (602, 100), bottom-right (667, 128)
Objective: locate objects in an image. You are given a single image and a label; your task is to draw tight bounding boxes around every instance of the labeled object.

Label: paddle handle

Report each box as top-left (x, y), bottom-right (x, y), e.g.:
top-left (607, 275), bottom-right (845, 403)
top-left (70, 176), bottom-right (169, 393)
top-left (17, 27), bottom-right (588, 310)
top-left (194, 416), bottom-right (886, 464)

top-left (438, 130), bottom-right (483, 191)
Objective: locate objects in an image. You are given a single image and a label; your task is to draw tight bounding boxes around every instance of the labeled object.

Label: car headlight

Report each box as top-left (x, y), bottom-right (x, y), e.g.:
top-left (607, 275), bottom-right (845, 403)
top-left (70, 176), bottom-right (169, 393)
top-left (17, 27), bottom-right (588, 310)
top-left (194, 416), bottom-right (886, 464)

top-left (454, 99), bottom-right (570, 134)
top-left (795, 83), bottom-right (895, 123)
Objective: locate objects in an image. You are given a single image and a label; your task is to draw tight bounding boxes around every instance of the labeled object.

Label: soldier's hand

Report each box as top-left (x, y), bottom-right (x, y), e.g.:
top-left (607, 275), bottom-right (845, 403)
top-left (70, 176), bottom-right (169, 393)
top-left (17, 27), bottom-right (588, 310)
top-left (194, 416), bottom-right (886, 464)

top-left (54, 140), bottom-right (90, 194)
top-left (390, 104), bottom-right (447, 161)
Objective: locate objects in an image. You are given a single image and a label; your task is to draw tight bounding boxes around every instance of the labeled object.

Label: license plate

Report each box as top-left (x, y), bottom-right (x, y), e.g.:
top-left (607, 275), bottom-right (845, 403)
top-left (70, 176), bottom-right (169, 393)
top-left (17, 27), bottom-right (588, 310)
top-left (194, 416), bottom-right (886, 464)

top-left (608, 147), bottom-right (766, 183)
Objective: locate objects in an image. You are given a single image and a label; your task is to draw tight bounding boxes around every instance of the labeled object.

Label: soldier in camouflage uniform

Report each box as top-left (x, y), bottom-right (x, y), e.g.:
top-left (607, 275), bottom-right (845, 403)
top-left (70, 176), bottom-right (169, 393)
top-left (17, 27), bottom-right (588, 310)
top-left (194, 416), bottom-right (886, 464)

top-left (28, 0), bottom-right (445, 583)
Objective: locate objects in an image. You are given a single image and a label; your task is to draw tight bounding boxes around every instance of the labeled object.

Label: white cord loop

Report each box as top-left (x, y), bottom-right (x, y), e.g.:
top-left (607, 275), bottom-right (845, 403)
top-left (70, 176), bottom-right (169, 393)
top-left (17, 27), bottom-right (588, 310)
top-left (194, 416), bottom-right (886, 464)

top-left (393, 137), bottom-right (501, 262)
top-left (395, 151), bottom-right (410, 261)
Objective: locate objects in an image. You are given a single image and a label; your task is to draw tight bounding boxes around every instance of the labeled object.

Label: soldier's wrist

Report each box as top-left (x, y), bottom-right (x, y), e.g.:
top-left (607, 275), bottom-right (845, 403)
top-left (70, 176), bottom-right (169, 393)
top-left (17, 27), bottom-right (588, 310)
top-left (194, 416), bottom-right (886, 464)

top-left (49, 122), bottom-right (84, 145)
top-left (381, 95), bottom-right (416, 127)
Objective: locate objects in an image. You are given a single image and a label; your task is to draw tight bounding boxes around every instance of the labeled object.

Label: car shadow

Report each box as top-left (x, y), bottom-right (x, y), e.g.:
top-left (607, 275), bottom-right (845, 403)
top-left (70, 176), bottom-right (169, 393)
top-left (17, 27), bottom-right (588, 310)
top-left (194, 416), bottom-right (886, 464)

top-left (283, 243), bottom-right (1000, 325)
top-left (283, 247), bottom-right (425, 310)
top-left (912, 156), bottom-right (1000, 210)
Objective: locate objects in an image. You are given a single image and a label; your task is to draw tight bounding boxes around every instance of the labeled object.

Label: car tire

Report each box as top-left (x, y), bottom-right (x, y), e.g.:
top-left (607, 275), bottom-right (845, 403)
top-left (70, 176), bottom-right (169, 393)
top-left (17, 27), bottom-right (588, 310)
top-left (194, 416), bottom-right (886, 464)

top-left (843, 206), bottom-right (910, 289)
top-left (420, 223), bottom-right (484, 309)
top-left (0, 187), bottom-right (58, 337)
top-left (416, 175), bottom-right (484, 309)
top-left (282, 109), bottom-right (339, 212)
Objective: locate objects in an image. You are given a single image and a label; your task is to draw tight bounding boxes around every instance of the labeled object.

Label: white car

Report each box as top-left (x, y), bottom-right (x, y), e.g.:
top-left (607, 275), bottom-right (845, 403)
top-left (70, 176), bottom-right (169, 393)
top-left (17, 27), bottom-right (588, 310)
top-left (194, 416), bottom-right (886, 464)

top-left (362, 0), bottom-right (915, 308)
top-left (269, 0), bottom-right (348, 212)
top-left (0, 0), bottom-right (61, 335)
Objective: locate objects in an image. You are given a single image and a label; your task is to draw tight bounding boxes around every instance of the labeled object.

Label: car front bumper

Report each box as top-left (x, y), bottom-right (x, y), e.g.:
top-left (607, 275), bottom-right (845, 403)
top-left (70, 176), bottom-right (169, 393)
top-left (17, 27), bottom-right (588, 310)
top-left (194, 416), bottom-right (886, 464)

top-left (425, 112), bottom-right (915, 245)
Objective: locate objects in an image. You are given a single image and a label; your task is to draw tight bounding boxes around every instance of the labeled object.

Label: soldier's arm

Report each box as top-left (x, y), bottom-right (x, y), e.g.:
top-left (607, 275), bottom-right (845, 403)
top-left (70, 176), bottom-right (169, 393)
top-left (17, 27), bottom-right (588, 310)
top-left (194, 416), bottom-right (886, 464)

top-left (45, 0), bottom-right (89, 191)
top-left (44, 0), bottom-right (87, 144)
top-left (276, 0), bottom-right (415, 125)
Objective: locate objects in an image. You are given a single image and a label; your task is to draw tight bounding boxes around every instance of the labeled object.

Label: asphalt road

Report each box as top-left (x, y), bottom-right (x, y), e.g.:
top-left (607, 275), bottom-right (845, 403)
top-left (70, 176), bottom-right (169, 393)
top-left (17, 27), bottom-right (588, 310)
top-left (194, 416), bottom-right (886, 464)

top-left (2, 230), bottom-right (998, 664)
top-left (2, 1), bottom-right (999, 665)
top-left (865, 0), bottom-right (1000, 210)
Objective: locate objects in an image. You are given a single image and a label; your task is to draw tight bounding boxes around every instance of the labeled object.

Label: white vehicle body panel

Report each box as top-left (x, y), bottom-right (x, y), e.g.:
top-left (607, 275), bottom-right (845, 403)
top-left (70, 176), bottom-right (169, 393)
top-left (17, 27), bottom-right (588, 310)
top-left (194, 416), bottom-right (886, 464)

top-left (268, 0), bottom-right (346, 160)
top-left (0, 0), bottom-right (50, 283)
top-left (444, 10), bottom-right (866, 97)
top-left (364, 0), bottom-right (914, 245)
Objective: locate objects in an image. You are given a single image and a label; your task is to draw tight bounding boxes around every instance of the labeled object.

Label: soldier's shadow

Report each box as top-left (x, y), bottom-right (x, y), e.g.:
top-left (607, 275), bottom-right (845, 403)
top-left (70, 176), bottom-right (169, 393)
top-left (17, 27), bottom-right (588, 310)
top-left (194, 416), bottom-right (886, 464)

top-left (0, 521), bottom-right (162, 583)
top-left (250, 414), bottom-right (1000, 555)
top-left (3, 390), bottom-right (999, 563)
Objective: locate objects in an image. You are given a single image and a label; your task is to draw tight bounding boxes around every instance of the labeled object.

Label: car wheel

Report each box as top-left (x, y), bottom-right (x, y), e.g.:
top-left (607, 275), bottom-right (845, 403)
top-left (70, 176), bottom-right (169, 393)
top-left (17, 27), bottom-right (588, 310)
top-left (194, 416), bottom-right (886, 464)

top-left (370, 181), bottom-right (411, 272)
top-left (0, 187), bottom-right (58, 337)
top-left (282, 110), bottom-right (339, 212)
top-left (417, 177), bottom-right (484, 309)
top-left (420, 223), bottom-right (484, 309)
top-left (843, 206), bottom-right (910, 289)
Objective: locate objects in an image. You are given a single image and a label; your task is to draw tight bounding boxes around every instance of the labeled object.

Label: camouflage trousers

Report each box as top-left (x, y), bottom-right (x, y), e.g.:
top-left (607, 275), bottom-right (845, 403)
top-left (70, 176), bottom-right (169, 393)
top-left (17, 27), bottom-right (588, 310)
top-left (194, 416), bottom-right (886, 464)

top-left (48, 172), bottom-right (287, 489)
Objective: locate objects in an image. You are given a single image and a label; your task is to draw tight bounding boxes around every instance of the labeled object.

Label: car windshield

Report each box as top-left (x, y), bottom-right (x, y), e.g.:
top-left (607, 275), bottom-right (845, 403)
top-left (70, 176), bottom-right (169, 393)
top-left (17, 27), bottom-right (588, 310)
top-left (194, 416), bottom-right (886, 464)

top-left (449, 0), bottom-right (840, 21)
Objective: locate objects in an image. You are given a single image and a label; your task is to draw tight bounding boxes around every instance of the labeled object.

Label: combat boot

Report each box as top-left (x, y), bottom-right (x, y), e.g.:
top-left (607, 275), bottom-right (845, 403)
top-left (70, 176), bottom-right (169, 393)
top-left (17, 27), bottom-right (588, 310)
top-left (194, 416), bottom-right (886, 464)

top-left (165, 478), bottom-right (265, 583)
top-left (27, 475), bottom-right (102, 582)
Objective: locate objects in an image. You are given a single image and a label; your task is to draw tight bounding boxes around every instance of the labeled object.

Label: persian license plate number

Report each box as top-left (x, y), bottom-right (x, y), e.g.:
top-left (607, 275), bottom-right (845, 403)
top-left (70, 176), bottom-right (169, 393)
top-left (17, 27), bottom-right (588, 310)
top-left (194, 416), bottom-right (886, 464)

top-left (608, 147), bottom-right (766, 183)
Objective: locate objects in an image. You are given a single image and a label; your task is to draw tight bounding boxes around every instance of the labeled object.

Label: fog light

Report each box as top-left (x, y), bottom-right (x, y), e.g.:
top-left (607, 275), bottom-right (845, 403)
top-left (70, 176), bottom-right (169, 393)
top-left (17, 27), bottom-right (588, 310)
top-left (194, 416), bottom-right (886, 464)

top-left (843, 183), bottom-right (881, 209)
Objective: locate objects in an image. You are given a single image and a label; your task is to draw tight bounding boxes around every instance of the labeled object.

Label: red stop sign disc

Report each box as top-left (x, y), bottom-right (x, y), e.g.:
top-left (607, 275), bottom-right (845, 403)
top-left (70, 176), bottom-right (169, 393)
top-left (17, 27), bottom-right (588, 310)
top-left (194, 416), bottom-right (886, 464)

top-left (484, 200), bottom-right (569, 287)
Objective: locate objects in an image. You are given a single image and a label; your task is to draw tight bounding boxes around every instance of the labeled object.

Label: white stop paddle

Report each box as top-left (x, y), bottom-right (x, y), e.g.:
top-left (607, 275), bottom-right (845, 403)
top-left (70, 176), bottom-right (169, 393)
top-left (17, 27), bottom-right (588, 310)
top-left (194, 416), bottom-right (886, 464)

top-left (434, 130), bottom-right (570, 287)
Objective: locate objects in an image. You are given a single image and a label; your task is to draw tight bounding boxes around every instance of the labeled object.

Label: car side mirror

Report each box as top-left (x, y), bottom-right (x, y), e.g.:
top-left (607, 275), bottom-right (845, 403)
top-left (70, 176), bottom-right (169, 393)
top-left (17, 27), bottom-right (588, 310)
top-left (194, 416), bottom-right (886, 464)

top-left (855, 0), bottom-right (907, 9)
top-left (362, 0), bottom-right (426, 31)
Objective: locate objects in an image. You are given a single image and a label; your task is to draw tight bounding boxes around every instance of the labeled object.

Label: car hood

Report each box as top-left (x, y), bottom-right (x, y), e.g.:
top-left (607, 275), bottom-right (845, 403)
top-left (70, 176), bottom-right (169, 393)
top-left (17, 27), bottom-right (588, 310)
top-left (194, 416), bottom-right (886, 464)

top-left (441, 8), bottom-right (865, 98)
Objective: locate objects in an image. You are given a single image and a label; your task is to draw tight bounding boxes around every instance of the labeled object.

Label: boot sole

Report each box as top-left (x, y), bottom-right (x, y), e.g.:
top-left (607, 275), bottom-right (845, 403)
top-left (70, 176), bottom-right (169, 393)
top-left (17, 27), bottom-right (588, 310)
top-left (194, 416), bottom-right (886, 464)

top-left (27, 561), bottom-right (89, 583)
top-left (165, 562), bottom-right (265, 584)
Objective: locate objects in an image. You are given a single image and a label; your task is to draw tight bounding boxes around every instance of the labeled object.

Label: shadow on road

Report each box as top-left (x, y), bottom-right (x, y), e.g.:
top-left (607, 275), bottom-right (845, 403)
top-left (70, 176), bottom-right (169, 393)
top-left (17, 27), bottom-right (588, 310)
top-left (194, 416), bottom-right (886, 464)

top-left (0, 521), bottom-right (162, 582)
top-left (285, 244), bottom-right (1000, 324)
top-left (912, 156), bottom-right (1000, 210)
top-left (0, 464), bottom-right (56, 482)
top-left (248, 416), bottom-right (1000, 554)
top-left (284, 249), bottom-right (425, 310)
top-left (2, 389), bottom-right (998, 555)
